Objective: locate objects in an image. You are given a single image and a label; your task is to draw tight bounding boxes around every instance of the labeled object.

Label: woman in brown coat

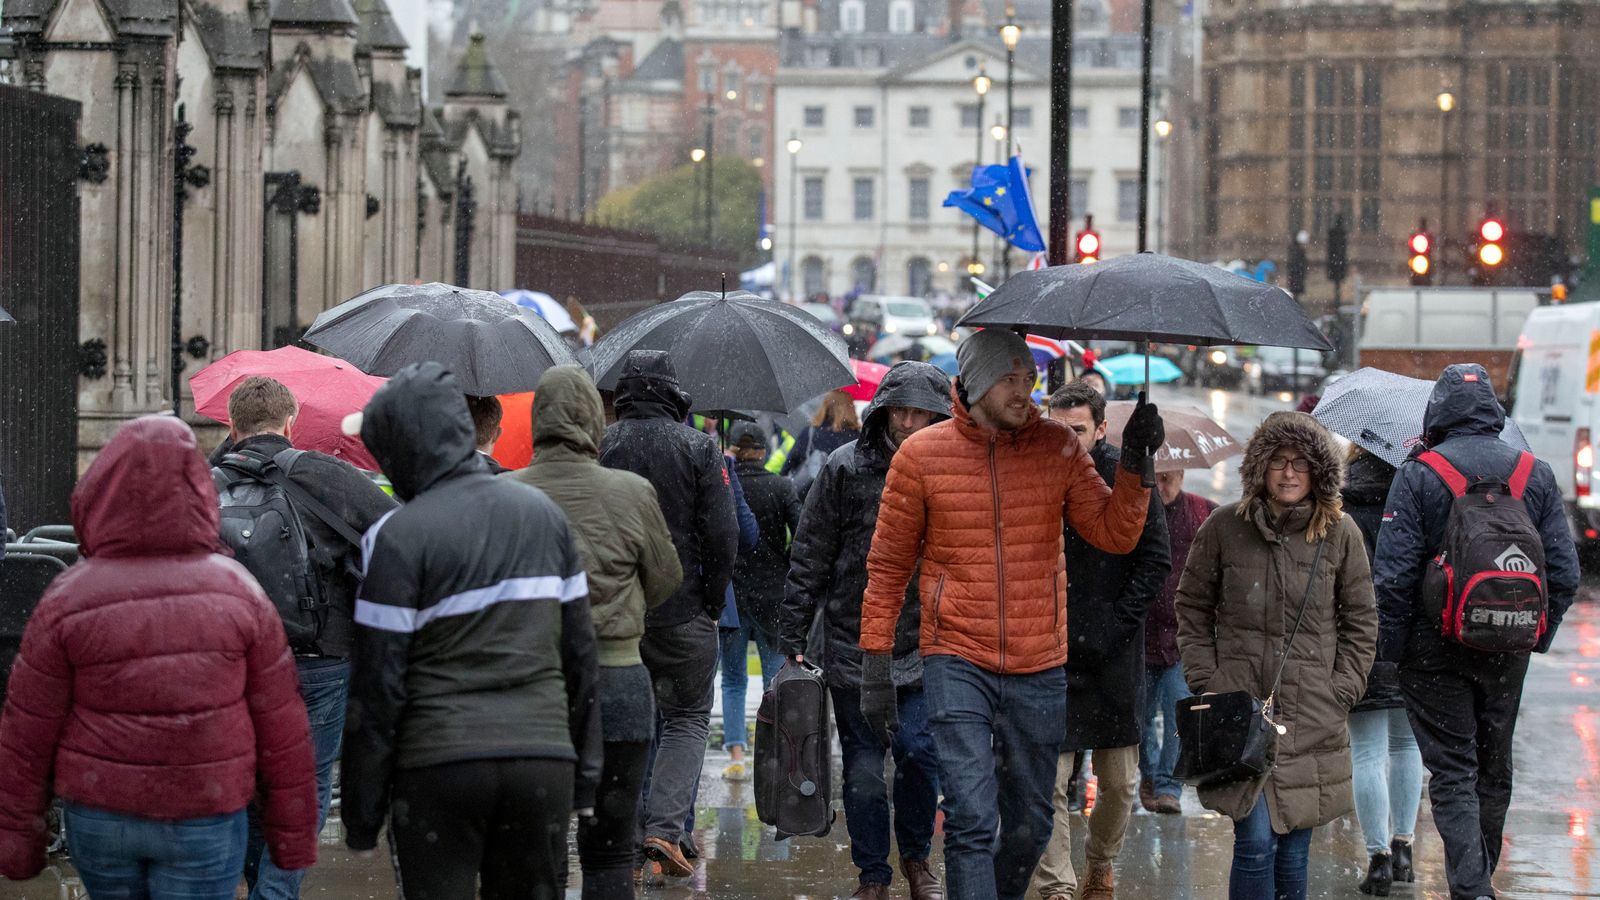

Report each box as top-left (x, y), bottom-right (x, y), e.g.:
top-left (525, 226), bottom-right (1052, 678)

top-left (1176, 411), bottom-right (1378, 900)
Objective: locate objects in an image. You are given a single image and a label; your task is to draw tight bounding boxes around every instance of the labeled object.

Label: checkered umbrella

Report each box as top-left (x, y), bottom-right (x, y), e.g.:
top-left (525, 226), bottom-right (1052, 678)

top-left (1311, 367), bottom-right (1529, 468)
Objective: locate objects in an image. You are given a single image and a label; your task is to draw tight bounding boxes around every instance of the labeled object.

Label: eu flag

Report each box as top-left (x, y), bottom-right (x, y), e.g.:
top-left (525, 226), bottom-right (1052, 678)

top-left (943, 156), bottom-right (1046, 253)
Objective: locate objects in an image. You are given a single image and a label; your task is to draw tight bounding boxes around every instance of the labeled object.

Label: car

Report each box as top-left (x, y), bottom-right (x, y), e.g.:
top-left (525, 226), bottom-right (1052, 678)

top-left (1245, 345), bottom-right (1328, 395)
top-left (848, 295), bottom-right (940, 340)
top-left (1185, 345), bottom-right (1247, 389)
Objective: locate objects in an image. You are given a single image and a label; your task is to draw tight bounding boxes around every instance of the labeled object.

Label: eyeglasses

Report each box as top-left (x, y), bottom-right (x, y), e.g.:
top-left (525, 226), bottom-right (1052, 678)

top-left (1267, 457), bottom-right (1312, 473)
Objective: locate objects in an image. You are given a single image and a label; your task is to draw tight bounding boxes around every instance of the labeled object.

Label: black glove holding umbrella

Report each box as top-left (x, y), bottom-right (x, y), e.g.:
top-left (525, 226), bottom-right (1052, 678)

top-left (302, 282), bottom-right (578, 395)
top-left (959, 252), bottom-right (1333, 485)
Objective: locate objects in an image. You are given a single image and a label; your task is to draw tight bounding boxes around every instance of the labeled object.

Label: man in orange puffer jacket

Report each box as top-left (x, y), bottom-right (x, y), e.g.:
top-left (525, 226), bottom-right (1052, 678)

top-left (859, 328), bottom-right (1164, 900)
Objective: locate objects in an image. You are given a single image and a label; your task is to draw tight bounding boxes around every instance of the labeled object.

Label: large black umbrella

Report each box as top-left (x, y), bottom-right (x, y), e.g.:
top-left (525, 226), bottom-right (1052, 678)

top-left (1312, 367), bottom-right (1529, 468)
top-left (589, 290), bottom-right (854, 414)
top-left (303, 283), bottom-right (576, 395)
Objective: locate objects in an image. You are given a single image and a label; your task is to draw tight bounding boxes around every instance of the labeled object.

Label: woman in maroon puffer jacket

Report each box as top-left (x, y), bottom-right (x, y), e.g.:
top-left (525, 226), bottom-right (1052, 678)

top-left (0, 416), bottom-right (317, 894)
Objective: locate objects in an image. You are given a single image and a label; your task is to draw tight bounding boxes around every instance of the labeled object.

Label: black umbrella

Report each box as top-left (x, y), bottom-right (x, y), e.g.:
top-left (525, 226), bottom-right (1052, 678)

top-left (302, 282), bottom-right (577, 395)
top-left (588, 290), bottom-right (854, 414)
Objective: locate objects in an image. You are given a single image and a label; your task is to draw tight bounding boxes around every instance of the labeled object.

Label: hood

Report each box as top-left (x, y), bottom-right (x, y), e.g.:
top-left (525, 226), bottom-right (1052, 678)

top-left (1423, 363), bottom-right (1506, 447)
top-left (614, 349), bottom-right (691, 422)
top-left (1237, 410), bottom-right (1345, 542)
top-left (74, 416), bottom-right (221, 559)
top-left (359, 362), bottom-right (480, 501)
top-left (532, 365), bottom-right (604, 458)
top-left (861, 361), bottom-right (954, 452)
top-left (1341, 449), bottom-right (1397, 507)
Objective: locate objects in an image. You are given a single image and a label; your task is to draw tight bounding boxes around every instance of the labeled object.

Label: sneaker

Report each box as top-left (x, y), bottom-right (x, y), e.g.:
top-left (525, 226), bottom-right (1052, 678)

top-left (723, 761), bottom-right (750, 782)
top-left (642, 836), bottom-right (694, 878)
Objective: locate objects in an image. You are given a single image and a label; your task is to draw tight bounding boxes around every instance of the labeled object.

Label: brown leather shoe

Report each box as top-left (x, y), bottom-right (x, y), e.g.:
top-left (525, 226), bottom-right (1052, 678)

top-left (901, 857), bottom-right (945, 900)
top-left (1078, 860), bottom-right (1114, 900)
top-left (850, 883), bottom-right (888, 900)
top-left (642, 836), bottom-right (694, 878)
top-left (1153, 793), bottom-right (1183, 815)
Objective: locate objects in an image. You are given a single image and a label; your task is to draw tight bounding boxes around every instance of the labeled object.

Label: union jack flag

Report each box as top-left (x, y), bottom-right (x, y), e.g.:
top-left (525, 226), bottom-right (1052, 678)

top-left (1024, 334), bottom-right (1068, 360)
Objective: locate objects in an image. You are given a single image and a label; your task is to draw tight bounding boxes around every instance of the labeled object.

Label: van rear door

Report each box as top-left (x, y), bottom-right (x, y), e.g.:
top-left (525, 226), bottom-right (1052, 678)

top-left (1510, 304), bottom-right (1596, 504)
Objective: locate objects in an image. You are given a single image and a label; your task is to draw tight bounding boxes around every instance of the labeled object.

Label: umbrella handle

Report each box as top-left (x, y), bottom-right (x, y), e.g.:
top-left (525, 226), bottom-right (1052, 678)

top-left (1137, 388), bottom-right (1156, 489)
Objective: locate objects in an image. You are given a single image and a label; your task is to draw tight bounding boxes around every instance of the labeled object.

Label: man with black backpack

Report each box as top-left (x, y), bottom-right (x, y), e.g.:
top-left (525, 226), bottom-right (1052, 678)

top-left (213, 376), bottom-right (396, 900)
top-left (1374, 363), bottom-right (1580, 900)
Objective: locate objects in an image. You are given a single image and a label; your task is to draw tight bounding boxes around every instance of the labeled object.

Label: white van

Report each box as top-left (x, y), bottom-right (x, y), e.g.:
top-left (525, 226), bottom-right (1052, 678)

top-left (1507, 301), bottom-right (1600, 546)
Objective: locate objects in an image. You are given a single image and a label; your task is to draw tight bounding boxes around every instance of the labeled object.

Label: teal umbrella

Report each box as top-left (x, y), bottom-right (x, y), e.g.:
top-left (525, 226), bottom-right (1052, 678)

top-left (1099, 352), bottom-right (1182, 385)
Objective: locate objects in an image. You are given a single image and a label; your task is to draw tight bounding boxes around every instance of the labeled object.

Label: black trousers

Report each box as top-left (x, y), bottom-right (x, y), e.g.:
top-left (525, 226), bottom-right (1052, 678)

top-left (577, 741), bottom-right (651, 900)
top-left (390, 757), bottom-right (573, 900)
top-left (1399, 635), bottom-right (1530, 900)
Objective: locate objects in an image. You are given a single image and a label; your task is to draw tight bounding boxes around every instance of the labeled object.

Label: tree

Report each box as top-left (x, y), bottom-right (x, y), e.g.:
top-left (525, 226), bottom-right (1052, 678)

top-left (596, 159), bottom-right (763, 267)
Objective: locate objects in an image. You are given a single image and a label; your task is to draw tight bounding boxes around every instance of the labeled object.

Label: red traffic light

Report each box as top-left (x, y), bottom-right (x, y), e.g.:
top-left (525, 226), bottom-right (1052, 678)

top-left (1077, 232), bottom-right (1100, 257)
top-left (1480, 219), bottom-right (1505, 243)
top-left (1409, 232), bottom-right (1430, 255)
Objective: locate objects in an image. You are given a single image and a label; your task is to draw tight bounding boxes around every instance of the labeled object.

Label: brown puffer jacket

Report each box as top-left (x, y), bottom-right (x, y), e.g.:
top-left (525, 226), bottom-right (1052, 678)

top-left (1175, 411), bottom-right (1377, 834)
top-left (860, 390), bottom-right (1151, 675)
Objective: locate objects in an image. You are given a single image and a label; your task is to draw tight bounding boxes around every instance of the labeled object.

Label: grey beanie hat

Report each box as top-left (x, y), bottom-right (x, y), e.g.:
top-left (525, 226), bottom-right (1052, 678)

top-left (956, 329), bottom-right (1034, 405)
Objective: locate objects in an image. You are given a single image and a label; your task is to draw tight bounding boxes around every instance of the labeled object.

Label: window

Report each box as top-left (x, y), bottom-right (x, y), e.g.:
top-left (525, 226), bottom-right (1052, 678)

top-left (889, 0), bottom-right (913, 32)
top-left (1070, 177), bottom-right (1088, 220)
top-left (850, 256), bottom-right (877, 292)
top-left (724, 68), bottom-right (740, 97)
top-left (1117, 179), bottom-right (1139, 222)
top-left (1118, 106), bottom-right (1139, 128)
top-left (959, 103), bottom-right (979, 129)
top-left (853, 177), bottom-right (874, 221)
top-left (803, 105), bottom-right (825, 128)
top-left (804, 176), bottom-right (824, 220)
top-left (1298, 63), bottom-right (1382, 235)
top-left (907, 257), bottom-right (932, 296)
top-left (854, 106), bottom-right (875, 128)
top-left (748, 82), bottom-right (766, 111)
top-left (698, 66), bottom-right (716, 94)
top-left (1013, 107), bottom-right (1032, 129)
top-left (909, 106), bottom-right (931, 128)
top-left (909, 177), bottom-right (930, 220)
top-left (1071, 107), bottom-right (1088, 128)
top-left (802, 256), bottom-right (825, 296)
top-left (840, 0), bottom-right (864, 32)
top-left (747, 125), bottom-right (764, 159)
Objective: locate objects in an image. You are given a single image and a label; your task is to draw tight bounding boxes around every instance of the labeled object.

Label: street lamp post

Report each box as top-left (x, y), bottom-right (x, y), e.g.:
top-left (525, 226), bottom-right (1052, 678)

top-left (1154, 118), bottom-right (1171, 254)
top-left (1000, 10), bottom-right (1021, 280)
top-left (991, 120), bottom-right (1006, 276)
top-left (972, 67), bottom-right (991, 282)
top-left (703, 91), bottom-right (716, 246)
top-left (1437, 90), bottom-right (1455, 283)
top-left (787, 132), bottom-right (802, 300)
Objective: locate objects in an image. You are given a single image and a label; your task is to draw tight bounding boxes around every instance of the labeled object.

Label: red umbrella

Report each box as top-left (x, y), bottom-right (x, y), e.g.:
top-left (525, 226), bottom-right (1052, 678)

top-left (191, 346), bottom-right (385, 471)
top-left (842, 359), bottom-right (890, 402)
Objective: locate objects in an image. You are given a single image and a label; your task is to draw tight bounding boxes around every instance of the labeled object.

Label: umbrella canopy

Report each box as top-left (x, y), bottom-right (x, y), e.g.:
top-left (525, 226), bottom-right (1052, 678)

top-left (303, 282), bottom-right (577, 395)
top-left (190, 346), bottom-right (384, 470)
top-left (958, 253), bottom-right (1332, 353)
top-left (1311, 366), bottom-right (1529, 468)
top-left (500, 289), bottom-right (579, 334)
top-left (1104, 402), bottom-right (1243, 471)
top-left (1099, 353), bottom-right (1184, 385)
top-left (588, 290), bottom-right (853, 415)
top-left (865, 333), bottom-right (958, 362)
top-left (842, 359), bottom-right (890, 401)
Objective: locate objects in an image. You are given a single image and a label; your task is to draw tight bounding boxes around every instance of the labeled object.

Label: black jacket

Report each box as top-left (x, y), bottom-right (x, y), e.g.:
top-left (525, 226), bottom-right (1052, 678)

top-left (1373, 363), bottom-right (1581, 662)
top-left (732, 458), bottom-right (801, 640)
top-left (599, 351), bottom-right (739, 628)
top-left (228, 433), bottom-right (396, 659)
top-left (780, 361), bottom-right (952, 689)
top-left (1063, 440), bottom-right (1170, 750)
top-left (1341, 450), bottom-right (1403, 713)
top-left (341, 363), bottom-right (601, 851)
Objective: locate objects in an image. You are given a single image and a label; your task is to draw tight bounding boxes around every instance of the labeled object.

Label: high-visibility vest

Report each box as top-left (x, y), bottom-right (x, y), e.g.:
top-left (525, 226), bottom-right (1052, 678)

top-left (765, 430), bottom-right (796, 473)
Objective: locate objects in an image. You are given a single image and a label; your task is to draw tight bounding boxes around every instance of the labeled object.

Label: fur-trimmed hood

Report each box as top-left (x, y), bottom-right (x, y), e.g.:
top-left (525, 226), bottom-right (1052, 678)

top-left (1238, 410), bottom-right (1345, 542)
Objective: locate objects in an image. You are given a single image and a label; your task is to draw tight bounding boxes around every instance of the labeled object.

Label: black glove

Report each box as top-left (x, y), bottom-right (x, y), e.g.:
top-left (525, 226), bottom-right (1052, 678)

top-left (859, 653), bottom-right (899, 747)
top-left (1119, 391), bottom-right (1166, 474)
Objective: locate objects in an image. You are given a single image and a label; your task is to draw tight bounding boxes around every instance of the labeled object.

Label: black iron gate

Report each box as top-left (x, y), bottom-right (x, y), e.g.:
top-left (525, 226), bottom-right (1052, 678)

top-left (0, 85), bottom-right (81, 533)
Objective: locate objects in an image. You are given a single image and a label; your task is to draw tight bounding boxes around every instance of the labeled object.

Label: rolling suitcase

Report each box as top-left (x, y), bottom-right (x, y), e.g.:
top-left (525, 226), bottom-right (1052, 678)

top-left (754, 659), bottom-right (835, 838)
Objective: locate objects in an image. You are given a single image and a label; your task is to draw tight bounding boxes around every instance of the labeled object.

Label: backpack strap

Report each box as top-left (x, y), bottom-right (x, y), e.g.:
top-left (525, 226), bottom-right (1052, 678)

top-left (265, 449), bottom-right (366, 547)
top-left (1508, 451), bottom-right (1536, 500)
top-left (1417, 450), bottom-right (1468, 498)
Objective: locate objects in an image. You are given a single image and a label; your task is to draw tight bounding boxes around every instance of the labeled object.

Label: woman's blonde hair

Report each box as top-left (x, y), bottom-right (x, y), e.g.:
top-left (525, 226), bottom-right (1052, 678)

top-left (811, 390), bottom-right (861, 432)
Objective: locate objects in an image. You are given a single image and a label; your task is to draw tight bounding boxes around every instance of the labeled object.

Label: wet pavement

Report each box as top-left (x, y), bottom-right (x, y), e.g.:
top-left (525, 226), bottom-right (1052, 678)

top-left (6, 385), bottom-right (1600, 899)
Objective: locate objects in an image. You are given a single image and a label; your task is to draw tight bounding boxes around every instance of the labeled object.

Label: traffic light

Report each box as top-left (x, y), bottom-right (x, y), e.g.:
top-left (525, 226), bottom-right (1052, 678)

top-left (1075, 214), bottom-right (1100, 264)
top-left (1473, 216), bottom-right (1506, 285)
top-left (1408, 224), bottom-right (1433, 286)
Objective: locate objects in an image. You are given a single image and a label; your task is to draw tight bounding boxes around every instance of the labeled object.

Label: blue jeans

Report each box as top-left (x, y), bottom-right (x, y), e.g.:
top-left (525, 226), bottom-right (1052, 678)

top-left (718, 623), bottom-right (782, 750)
top-left (65, 803), bottom-right (248, 900)
top-left (1230, 794), bottom-right (1313, 900)
top-left (1139, 662), bottom-right (1190, 799)
top-left (1349, 707), bottom-right (1424, 855)
top-left (830, 684), bottom-right (941, 887)
top-left (922, 654), bottom-right (1066, 900)
top-left (247, 657), bottom-right (349, 899)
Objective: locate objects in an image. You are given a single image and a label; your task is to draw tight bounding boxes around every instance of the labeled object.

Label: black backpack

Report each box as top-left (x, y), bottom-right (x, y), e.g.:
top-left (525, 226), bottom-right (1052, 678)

top-left (214, 448), bottom-right (362, 653)
top-left (1418, 449), bottom-right (1548, 653)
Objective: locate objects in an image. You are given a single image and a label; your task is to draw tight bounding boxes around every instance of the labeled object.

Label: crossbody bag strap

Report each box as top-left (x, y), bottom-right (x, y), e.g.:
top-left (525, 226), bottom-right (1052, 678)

top-left (1264, 537), bottom-right (1327, 709)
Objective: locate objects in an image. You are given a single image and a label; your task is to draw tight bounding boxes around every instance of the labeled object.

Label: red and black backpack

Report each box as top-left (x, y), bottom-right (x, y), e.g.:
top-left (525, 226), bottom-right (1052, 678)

top-left (1418, 449), bottom-right (1547, 653)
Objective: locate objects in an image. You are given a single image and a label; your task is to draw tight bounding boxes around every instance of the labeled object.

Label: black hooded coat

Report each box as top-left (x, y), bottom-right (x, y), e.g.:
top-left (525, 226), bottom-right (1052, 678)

top-left (341, 363), bottom-right (602, 851)
top-left (1341, 449), bottom-right (1404, 713)
top-left (598, 350), bottom-right (739, 629)
top-left (1373, 363), bottom-right (1580, 662)
top-left (779, 361), bottom-right (952, 689)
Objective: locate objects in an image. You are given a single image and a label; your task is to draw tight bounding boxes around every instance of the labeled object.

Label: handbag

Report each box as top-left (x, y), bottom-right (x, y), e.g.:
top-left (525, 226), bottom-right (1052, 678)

top-left (1172, 538), bottom-right (1326, 787)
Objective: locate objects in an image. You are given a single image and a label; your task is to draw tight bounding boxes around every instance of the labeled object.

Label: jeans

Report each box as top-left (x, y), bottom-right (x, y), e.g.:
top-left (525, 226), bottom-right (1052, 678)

top-left (65, 803), bottom-right (248, 900)
top-left (922, 654), bottom-right (1066, 900)
top-left (246, 657), bottom-right (349, 900)
top-left (1230, 795), bottom-right (1312, 900)
top-left (639, 615), bottom-right (718, 844)
top-left (1349, 707), bottom-right (1424, 855)
top-left (1033, 745), bottom-right (1140, 896)
top-left (718, 622), bottom-right (783, 750)
top-left (830, 684), bottom-right (941, 887)
top-left (1139, 662), bottom-right (1189, 799)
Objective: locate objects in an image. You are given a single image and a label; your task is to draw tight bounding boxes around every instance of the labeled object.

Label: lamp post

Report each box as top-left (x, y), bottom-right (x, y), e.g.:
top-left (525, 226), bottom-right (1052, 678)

top-left (1136, 0), bottom-right (1154, 252)
top-left (991, 119), bottom-right (1006, 276)
top-left (1437, 90), bottom-right (1455, 283)
top-left (972, 67), bottom-right (991, 283)
top-left (703, 91), bottom-right (717, 246)
top-left (787, 132), bottom-right (802, 300)
top-left (1000, 10), bottom-right (1021, 279)
top-left (1154, 118), bottom-right (1171, 254)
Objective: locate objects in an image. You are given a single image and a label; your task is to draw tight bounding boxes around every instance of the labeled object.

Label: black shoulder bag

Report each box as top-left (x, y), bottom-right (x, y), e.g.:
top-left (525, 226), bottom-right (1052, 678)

top-left (1172, 538), bottom-right (1326, 787)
